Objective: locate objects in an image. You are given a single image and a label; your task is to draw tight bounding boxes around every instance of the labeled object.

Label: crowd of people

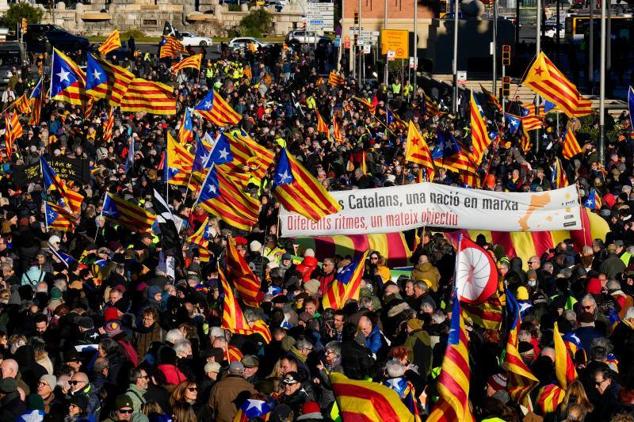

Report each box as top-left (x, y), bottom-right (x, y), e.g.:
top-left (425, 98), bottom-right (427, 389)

top-left (0, 35), bottom-right (632, 422)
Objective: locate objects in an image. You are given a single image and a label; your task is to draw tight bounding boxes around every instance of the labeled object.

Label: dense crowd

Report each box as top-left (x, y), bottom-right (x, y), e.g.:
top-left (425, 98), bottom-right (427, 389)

top-left (0, 37), bottom-right (632, 422)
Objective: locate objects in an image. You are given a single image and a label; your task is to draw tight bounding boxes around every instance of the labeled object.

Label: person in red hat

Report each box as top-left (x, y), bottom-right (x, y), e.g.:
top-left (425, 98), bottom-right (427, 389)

top-left (296, 401), bottom-right (323, 421)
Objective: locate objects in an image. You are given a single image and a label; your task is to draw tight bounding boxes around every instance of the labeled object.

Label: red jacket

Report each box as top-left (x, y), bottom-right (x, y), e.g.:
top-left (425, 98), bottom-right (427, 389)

top-left (158, 364), bottom-right (187, 385)
top-left (296, 256), bottom-right (319, 282)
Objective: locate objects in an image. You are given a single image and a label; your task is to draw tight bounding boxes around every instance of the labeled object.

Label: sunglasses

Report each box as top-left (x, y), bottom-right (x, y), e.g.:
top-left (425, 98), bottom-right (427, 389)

top-left (68, 380), bottom-right (84, 385)
top-left (118, 409), bottom-right (134, 414)
top-left (187, 386), bottom-right (198, 391)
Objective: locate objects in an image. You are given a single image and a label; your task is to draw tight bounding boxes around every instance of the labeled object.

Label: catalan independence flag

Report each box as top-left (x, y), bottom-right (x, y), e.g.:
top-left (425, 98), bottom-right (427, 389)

top-left (249, 319), bottom-right (272, 344)
top-left (103, 108), bottom-right (114, 142)
top-left (504, 290), bottom-right (539, 406)
top-left (166, 133), bottom-right (193, 186)
top-left (45, 202), bottom-right (75, 232)
top-left (523, 52), bottom-right (592, 118)
top-left (4, 113), bottom-right (22, 159)
top-left (194, 90), bottom-right (241, 127)
top-left (222, 129), bottom-right (275, 184)
top-left (322, 251), bottom-right (368, 311)
top-left (29, 78), bottom-right (44, 126)
top-left (561, 128), bottom-right (582, 159)
top-left (537, 384), bottom-right (566, 414)
top-left (427, 294), bottom-right (475, 422)
top-left (273, 148), bottom-right (341, 221)
top-left (120, 78), bottom-right (176, 115)
top-left (197, 165), bottom-right (260, 231)
top-left (86, 54), bottom-right (134, 107)
top-left (13, 93), bottom-right (31, 114)
top-left (226, 239), bottom-right (263, 308)
top-left (469, 92), bottom-right (492, 165)
top-left (232, 399), bottom-right (272, 422)
top-left (98, 29), bottom-right (121, 56)
top-left (170, 53), bottom-right (203, 73)
top-left (551, 157), bottom-right (569, 188)
top-left (330, 372), bottom-right (416, 422)
top-left (160, 36), bottom-right (187, 59)
top-left (316, 110), bottom-right (329, 135)
top-left (102, 192), bottom-right (156, 232)
top-left (328, 71), bottom-right (345, 87)
top-left (554, 321), bottom-right (577, 389)
top-left (41, 158), bottom-right (83, 215)
top-left (178, 107), bottom-right (194, 144)
top-left (405, 120), bottom-right (434, 181)
top-left (584, 188), bottom-right (602, 210)
top-left (50, 48), bottom-right (88, 106)
top-left (219, 267), bottom-right (252, 334)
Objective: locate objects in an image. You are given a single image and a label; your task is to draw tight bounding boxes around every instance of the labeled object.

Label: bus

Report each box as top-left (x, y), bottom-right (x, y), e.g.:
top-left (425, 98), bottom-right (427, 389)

top-left (565, 14), bottom-right (633, 42)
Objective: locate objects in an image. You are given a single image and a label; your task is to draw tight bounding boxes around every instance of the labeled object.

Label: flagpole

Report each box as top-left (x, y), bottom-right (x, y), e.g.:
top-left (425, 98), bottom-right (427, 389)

top-left (452, 0), bottom-right (459, 114)
top-left (192, 163), bottom-right (214, 210)
top-left (95, 192), bottom-right (108, 242)
top-left (598, 0), bottom-right (606, 164)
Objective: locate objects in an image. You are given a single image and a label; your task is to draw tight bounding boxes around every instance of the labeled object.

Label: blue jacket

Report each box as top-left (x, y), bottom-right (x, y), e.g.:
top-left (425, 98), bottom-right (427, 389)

top-left (364, 325), bottom-right (385, 355)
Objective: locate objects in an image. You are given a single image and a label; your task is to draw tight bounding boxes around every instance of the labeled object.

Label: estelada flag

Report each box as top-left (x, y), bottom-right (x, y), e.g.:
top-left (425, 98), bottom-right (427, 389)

top-left (98, 29), bottom-right (121, 56)
top-left (405, 120), bottom-right (434, 181)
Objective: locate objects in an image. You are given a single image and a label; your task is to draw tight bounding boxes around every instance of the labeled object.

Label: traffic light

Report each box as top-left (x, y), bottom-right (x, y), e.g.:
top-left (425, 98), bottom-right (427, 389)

top-left (502, 44), bottom-right (511, 67)
top-left (502, 76), bottom-right (511, 98)
top-left (354, 12), bottom-right (359, 25)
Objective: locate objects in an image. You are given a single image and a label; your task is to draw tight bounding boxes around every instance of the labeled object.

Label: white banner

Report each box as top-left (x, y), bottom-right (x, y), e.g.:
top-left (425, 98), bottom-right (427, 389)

top-left (280, 183), bottom-right (581, 237)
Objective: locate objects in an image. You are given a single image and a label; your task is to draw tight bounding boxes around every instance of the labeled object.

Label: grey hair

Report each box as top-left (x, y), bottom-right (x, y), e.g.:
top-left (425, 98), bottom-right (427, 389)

top-left (581, 294), bottom-right (597, 306)
top-left (165, 329), bottom-right (185, 345)
top-left (590, 337), bottom-right (612, 360)
top-left (324, 341), bottom-right (341, 357)
top-left (173, 339), bottom-right (192, 356)
top-left (607, 280), bottom-right (621, 291)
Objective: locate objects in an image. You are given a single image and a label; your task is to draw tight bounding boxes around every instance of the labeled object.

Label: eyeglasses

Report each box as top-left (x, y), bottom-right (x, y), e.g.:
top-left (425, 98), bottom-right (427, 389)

top-left (38, 381), bottom-right (49, 387)
top-left (117, 409), bottom-right (134, 414)
top-left (139, 375), bottom-right (149, 380)
top-left (68, 380), bottom-right (85, 386)
top-left (370, 257), bottom-right (378, 261)
top-left (595, 378), bottom-right (607, 386)
top-left (187, 386), bottom-right (198, 391)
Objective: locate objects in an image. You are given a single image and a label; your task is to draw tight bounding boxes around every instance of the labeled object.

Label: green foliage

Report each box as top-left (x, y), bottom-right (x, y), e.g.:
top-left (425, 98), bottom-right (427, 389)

top-left (238, 9), bottom-right (272, 37)
top-left (2, 3), bottom-right (43, 30)
top-left (121, 29), bottom-right (145, 40)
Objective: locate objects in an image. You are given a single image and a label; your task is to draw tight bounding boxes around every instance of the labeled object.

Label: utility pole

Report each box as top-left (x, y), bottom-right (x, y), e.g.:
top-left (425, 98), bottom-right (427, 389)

top-left (589, 0), bottom-right (594, 90)
top-left (492, 0), bottom-right (498, 94)
top-left (599, 0), bottom-right (606, 164)
top-left (535, 0), bottom-right (541, 153)
top-left (384, 0), bottom-right (388, 85)
top-left (452, 0), bottom-right (459, 114)
top-left (413, 0), bottom-right (417, 92)
top-left (358, 0), bottom-right (362, 84)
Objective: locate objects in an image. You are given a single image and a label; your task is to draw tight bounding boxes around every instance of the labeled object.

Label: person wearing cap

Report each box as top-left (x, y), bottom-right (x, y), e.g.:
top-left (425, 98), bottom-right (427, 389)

top-left (37, 374), bottom-right (63, 416)
top-left (296, 400), bottom-right (324, 421)
top-left (65, 393), bottom-right (89, 421)
top-left (241, 355), bottom-right (260, 383)
top-left (199, 361), bottom-right (221, 406)
top-left (208, 361), bottom-right (256, 422)
top-left (404, 318), bottom-right (432, 379)
top-left (247, 240), bottom-right (269, 280)
top-left (0, 377), bottom-right (26, 420)
top-left (279, 371), bottom-right (314, 416)
top-left (68, 371), bottom-right (101, 419)
top-left (102, 394), bottom-right (135, 422)
top-left (600, 243), bottom-right (626, 280)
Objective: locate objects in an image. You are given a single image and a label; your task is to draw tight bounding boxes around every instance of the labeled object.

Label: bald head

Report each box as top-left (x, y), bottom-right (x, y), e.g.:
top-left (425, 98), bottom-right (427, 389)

top-left (358, 316), bottom-right (373, 337)
top-left (0, 359), bottom-right (18, 378)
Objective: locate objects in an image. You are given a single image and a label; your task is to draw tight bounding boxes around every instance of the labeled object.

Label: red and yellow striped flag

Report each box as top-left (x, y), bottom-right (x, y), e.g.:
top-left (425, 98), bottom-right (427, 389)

top-left (223, 129), bottom-right (275, 183)
top-left (523, 52), bottom-right (592, 118)
top-left (120, 78), bottom-right (176, 115)
top-left (219, 267), bottom-right (252, 334)
top-left (469, 92), bottom-right (492, 165)
top-left (103, 108), bottom-right (114, 142)
top-left (536, 384), bottom-right (566, 414)
top-left (332, 117), bottom-right (343, 143)
top-left (405, 120), bottom-right (435, 181)
top-left (102, 192), bottom-right (156, 232)
top-left (250, 320), bottom-right (271, 344)
top-left (553, 157), bottom-right (569, 188)
top-left (328, 71), bottom-right (345, 87)
top-left (170, 53), bottom-right (203, 73)
top-left (45, 202), bottom-right (75, 232)
top-left (330, 372), bottom-right (417, 422)
top-left (226, 239), bottom-right (263, 308)
top-left (427, 296), bottom-right (475, 422)
top-left (98, 29), bottom-right (121, 56)
top-left (86, 55), bottom-right (135, 107)
top-left (316, 110), bottom-right (329, 135)
top-left (13, 94), bottom-right (31, 114)
top-left (227, 344), bottom-right (243, 363)
top-left (322, 251), bottom-right (368, 310)
top-left (4, 112), bottom-right (22, 159)
top-left (554, 321), bottom-right (577, 389)
top-left (562, 129), bottom-right (582, 159)
top-left (160, 36), bottom-right (187, 59)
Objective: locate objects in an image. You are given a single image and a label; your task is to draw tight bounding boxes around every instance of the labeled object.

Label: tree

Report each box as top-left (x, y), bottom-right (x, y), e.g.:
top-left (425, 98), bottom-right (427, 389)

top-left (2, 3), bottom-right (43, 31)
top-left (238, 9), bottom-right (272, 38)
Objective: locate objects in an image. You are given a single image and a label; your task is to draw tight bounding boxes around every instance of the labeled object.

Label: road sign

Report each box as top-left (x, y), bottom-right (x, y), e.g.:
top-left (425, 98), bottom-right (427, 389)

top-left (457, 71), bottom-right (467, 82)
top-left (363, 45), bottom-right (371, 54)
top-left (387, 50), bottom-right (396, 61)
top-left (305, 3), bottom-right (334, 31)
top-left (381, 29), bottom-right (409, 60)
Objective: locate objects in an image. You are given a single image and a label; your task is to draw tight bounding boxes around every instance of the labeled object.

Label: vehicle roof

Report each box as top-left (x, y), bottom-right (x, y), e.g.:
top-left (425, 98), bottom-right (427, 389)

top-left (0, 41), bottom-right (22, 51)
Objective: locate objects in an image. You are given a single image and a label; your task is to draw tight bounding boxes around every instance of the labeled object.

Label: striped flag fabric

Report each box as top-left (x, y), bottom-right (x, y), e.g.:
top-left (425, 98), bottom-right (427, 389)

top-left (316, 110), bottom-right (329, 135)
top-left (227, 344), bottom-right (244, 363)
top-left (330, 372), bottom-right (416, 422)
top-left (120, 78), bottom-right (176, 115)
top-left (519, 125), bottom-right (531, 153)
top-left (552, 157), bottom-right (569, 188)
top-left (520, 114), bottom-right (544, 131)
top-left (273, 148), bottom-right (341, 221)
top-left (523, 52), bottom-right (592, 117)
top-left (13, 94), bottom-right (31, 114)
top-left (98, 29), bottom-right (121, 56)
top-left (166, 133), bottom-right (193, 186)
top-left (40, 158), bottom-right (83, 215)
top-left (4, 113), bottom-right (22, 159)
top-left (536, 384), bottom-right (566, 414)
top-left (159, 36), bottom-right (186, 59)
top-left (584, 188), bottom-right (602, 210)
top-left (554, 321), bottom-right (577, 389)
top-left (427, 295), bottom-right (475, 422)
top-left (103, 108), bottom-right (114, 142)
top-left (232, 399), bottom-right (272, 422)
top-left (194, 89), bottom-right (241, 127)
top-left (424, 93), bottom-right (439, 118)
top-left (178, 107), bottom-right (194, 144)
top-left (480, 84), bottom-right (502, 112)
top-left (322, 251), bottom-right (368, 311)
top-left (187, 217), bottom-right (214, 248)
top-left (469, 92), bottom-right (492, 165)
top-left (461, 294), bottom-right (503, 330)
top-left (219, 267), bottom-right (252, 334)
top-left (249, 319), bottom-right (272, 344)
top-left (101, 192), bottom-right (156, 232)
top-left (405, 120), bottom-right (435, 181)
top-left (226, 239), bottom-right (263, 308)
top-left (86, 54), bottom-right (134, 106)
top-left (197, 165), bottom-right (260, 231)
top-left (562, 129), bottom-right (582, 159)
top-left (170, 53), bottom-right (203, 73)
top-left (328, 71), bottom-right (345, 87)
top-left (332, 117), bottom-right (343, 143)
top-left (225, 129), bottom-right (275, 182)
top-left (50, 48), bottom-right (88, 106)
top-left (504, 290), bottom-right (539, 405)
top-left (45, 202), bottom-right (75, 232)
top-left (352, 96), bottom-right (377, 114)
top-left (29, 78), bottom-right (44, 126)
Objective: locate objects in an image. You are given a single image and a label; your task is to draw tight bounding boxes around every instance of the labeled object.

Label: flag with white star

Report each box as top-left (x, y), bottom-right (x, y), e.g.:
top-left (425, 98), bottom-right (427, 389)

top-left (50, 48), bottom-right (87, 106)
top-left (194, 89), bottom-right (242, 127)
top-left (86, 54), bottom-right (134, 107)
